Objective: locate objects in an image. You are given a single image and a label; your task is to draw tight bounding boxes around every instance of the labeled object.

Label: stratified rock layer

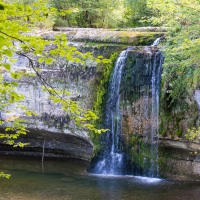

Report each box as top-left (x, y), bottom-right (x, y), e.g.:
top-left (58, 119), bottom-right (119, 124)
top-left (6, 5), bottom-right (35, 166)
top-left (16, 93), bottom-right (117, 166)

top-left (42, 27), bottom-right (165, 45)
top-left (0, 129), bottom-right (93, 160)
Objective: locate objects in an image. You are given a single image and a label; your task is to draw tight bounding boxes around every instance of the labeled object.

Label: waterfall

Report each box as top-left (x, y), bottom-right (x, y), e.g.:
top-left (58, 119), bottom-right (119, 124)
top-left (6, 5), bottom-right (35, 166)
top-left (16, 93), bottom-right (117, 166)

top-left (90, 46), bottom-right (163, 177)
top-left (194, 90), bottom-right (200, 125)
top-left (93, 47), bottom-right (134, 175)
top-left (194, 90), bottom-right (200, 114)
top-left (124, 50), bottom-right (163, 177)
top-left (151, 38), bottom-right (161, 46)
top-left (148, 51), bottom-right (163, 177)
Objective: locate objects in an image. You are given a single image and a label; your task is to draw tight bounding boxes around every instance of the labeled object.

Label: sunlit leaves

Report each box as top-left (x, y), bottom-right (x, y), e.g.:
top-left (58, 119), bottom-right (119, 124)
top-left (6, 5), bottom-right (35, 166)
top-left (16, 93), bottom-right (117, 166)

top-left (44, 57), bottom-right (53, 65)
top-left (59, 9), bottom-right (72, 17)
top-left (48, 88), bottom-right (104, 134)
top-left (0, 0), bottom-right (111, 157)
top-left (0, 1), bottom-right (55, 154)
top-left (185, 126), bottom-right (200, 142)
top-left (0, 172), bottom-right (10, 179)
top-left (3, 63), bottom-right (11, 70)
top-left (0, 117), bottom-right (28, 151)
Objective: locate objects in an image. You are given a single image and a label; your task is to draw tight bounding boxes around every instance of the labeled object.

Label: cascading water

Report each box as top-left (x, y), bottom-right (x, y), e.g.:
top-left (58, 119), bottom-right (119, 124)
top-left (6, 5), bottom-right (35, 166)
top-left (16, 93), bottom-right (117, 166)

top-left (151, 38), bottom-right (161, 46)
top-left (93, 47), bottom-right (134, 175)
top-left (194, 90), bottom-right (200, 125)
top-left (147, 51), bottom-right (163, 177)
top-left (90, 44), bottom-right (163, 177)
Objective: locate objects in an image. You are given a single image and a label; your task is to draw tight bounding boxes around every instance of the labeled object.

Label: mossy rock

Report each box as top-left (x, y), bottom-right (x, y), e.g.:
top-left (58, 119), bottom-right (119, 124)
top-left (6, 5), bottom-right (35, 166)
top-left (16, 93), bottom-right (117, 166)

top-left (42, 28), bottom-right (166, 46)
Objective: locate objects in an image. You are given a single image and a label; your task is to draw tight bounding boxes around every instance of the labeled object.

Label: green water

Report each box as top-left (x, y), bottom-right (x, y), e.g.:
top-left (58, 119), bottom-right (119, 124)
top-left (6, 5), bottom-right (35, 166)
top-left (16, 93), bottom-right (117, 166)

top-left (0, 155), bottom-right (199, 200)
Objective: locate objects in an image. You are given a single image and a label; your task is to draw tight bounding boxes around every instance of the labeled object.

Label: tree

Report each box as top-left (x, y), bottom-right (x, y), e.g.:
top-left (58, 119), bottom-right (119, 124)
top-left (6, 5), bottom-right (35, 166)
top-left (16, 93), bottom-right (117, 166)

top-left (146, 0), bottom-right (200, 140)
top-left (50, 0), bottom-right (126, 28)
top-left (147, 0), bottom-right (200, 106)
top-left (124, 0), bottom-right (152, 27)
top-left (0, 0), bottom-right (107, 178)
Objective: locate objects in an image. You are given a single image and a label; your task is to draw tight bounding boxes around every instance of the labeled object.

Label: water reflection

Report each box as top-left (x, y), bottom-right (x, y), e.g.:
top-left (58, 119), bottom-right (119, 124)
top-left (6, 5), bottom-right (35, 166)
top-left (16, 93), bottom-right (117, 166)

top-left (0, 155), bottom-right (200, 200)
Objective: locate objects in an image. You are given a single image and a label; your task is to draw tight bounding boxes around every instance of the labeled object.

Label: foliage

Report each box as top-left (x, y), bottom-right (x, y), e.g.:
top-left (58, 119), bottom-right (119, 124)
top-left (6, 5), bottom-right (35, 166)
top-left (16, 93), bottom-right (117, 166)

top-left (93, 52), bottom-right (119, 121)
top-left (0, 0), bottom-right (105, 134)
top-left (185, 126), bottom-right (200, 142)
top-left (140, 0), bottom-right (200, 139)
top-left (124, 0), bottom-right (152, 27)
top-left (88, 52), bottom-right (119, 153)
top-left (0, 172), bottom-right (11, 179)
top-left (0, 0), bottom-right (53, 153)
top-left (147, 0), bottom-right (200, 108)
top-left (0, 0), bottom-right (109, 135)
top-left (0, 0), bottom-right (107, 177)
top-left (50, 0), bottom-right (126, 28)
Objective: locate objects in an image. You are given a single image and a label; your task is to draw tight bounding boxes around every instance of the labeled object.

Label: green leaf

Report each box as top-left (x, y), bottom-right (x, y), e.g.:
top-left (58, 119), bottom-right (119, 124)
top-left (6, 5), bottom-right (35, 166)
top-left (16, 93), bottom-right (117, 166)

top-left (38, 57), bottom-right (44, 63)
top-left (45, 57), bottom-right (53, 65)
top-left (11, 72), bottom-right (21, 80)
top-left (4, 50), bottom-right (12, 57)
top-left (11, 82), bottom-right (18, 87)
top-left (0, 172), bottom-right (11, 179)
top-left (3, 63), bottom-right (10, 70)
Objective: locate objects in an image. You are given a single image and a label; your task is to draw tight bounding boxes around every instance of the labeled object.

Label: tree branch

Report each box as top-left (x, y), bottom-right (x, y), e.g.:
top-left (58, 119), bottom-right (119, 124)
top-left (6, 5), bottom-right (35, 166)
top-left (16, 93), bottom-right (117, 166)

top-left (0, 31), bottom-right (25, 44)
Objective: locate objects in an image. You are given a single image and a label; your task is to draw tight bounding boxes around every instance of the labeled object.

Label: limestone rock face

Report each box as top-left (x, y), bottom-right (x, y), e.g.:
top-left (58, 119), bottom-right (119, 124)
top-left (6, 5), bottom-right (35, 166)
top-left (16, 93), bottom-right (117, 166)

top-left (0, 28), bottom-right (165, 160)
top-left (1, 48), bottom-right (97, 160)
top-left (42, 27), bottom-right (165, 45)
top-left (0, 129), bottom-right (93, 160)
top-left (159, 139), bottom-right (200, 180)
top-left (0, 30), bottom-right (132, 160)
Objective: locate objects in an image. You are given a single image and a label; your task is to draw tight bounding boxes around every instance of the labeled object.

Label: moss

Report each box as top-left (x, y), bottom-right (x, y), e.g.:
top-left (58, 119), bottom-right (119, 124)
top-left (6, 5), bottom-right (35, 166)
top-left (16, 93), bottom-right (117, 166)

top-left (89, 52), bottom-right (120, 153)
top-left (117, 31), bottom-right (164, 45)
top-left (80, 30), bottom-right (164, 45)
top-left (159, 98), bottom-right (199, 139)
top-left (176, 129), bottom-right (182, 137)
top-left (125, 134), bottom-right (159, 173)
top-left (93, 52), bottom-right (119, 120)
top-left (84, 42), bottom-right (122, 48)
top-left (118, 31), bottom-right (147, 38)
top-left (120, 36), bottom-right (130, 44)
top-left (158, 150), bottom-right (174, 177)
